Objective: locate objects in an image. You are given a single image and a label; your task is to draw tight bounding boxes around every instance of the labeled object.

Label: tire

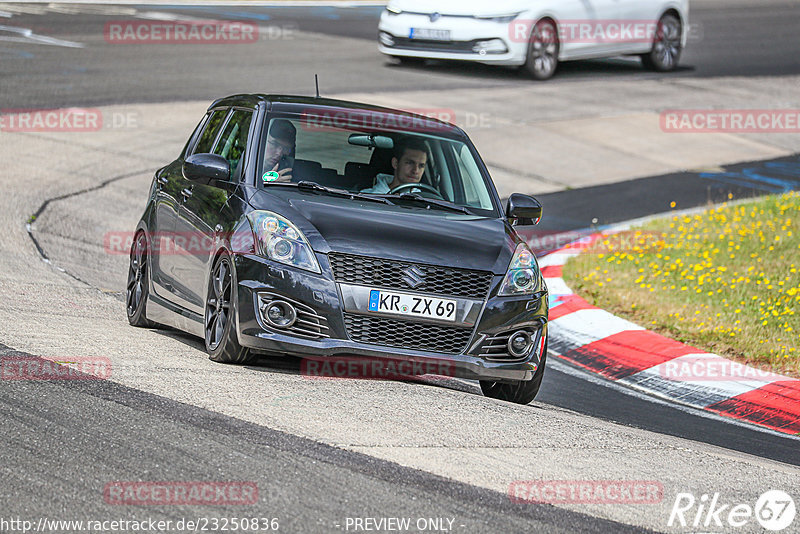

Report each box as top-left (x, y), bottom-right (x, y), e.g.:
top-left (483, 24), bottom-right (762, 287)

top-left (480, 349), bottom-right (547, 404)
top-left (523, 19), bottom-right (559, 80)
top-left (126, 231), bottom-right (157, 328)
top-left (641, 14), bottom-right (682, 72)
top-left (205, 252), bottom-right (253, 364)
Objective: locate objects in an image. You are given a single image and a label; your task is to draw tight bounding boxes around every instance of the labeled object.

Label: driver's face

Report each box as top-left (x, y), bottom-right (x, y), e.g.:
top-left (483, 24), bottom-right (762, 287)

top-left (264, 134), bottom-right (294, 169)
top-left (392, 149), bottom-right (427, 184)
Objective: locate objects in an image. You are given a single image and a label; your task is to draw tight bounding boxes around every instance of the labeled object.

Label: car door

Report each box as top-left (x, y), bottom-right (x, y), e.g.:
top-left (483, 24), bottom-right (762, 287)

top-left (615, 0), bottom-right (664, 54)
top-left (553, 0), bottom-right (621, 59)
top-left (161, 107), bottom-right (229, 312)
top-left (149, 113), bottom-right (210, 301)
top-left (173, 108), bottom-right (254, 316)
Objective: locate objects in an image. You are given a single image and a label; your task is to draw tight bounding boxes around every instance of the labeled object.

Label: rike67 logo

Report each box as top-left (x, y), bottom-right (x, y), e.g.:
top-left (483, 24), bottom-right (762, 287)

top-left (668, 490), bottom-right (796, 531)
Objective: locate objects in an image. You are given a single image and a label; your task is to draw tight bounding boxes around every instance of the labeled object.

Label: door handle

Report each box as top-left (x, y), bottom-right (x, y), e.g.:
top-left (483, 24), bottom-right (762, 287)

top-left (157, 176), bottom-right (169, 185)
top-left (181, 187), bottom-right (193, 199)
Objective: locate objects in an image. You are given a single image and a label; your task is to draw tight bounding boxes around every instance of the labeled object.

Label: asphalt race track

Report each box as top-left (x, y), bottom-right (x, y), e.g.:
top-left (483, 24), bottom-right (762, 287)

top-left (1, 2), bottom-right (799, 533)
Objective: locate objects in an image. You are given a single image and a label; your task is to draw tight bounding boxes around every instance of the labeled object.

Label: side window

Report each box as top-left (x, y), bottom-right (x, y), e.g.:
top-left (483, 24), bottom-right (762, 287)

top-left (193, 109), bottom-right (228, 155)
top-left (212, 110), bottom-right (253, 176)
top-left (182, 113), bottom-right (210, 157)
top-left (456, 144), bottom-right (493, 210)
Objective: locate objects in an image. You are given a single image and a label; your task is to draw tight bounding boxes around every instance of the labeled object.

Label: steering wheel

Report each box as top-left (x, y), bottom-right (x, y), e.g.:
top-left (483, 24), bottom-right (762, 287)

top-left (388, 182), bottom-right (444, 199)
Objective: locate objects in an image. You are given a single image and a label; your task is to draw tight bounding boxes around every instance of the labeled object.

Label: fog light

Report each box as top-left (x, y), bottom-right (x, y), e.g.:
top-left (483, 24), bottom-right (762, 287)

top-left (263, 300), bottom-right (297, 328)
top-left (379, 32), bottom-right (395, 47)
top-left (472, 38), bottom-right (508, 54)
top-left (507, 330), bottom-right (532, 357)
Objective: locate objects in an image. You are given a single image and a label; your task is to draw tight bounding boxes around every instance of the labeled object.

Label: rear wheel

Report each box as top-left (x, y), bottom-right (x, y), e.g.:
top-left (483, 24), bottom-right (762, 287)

top-left (641, 14), bottom-right (682, 72)
top-left (480, 350), bottom-right (547, 404)
top-left (523, 19), bottom-right (559, 80)
top-left (205, 252), bottom-right (252, 364)
top-left (126, 231), bottom-right (156, 328)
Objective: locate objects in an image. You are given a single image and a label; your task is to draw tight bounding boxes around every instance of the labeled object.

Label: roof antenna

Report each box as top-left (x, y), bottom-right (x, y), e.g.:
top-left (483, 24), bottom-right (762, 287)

top-left (314, 74), bottom-right (320, 98)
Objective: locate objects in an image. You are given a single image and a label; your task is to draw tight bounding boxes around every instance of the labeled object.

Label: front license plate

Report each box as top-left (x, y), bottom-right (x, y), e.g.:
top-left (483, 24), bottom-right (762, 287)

top-left (409, 28), bottom-right (451, 41)
top-left (368, 290), bottom-right (457, 322)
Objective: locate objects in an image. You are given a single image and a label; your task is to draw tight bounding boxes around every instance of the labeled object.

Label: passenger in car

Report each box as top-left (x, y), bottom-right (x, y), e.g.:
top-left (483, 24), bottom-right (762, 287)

top-left (263, 119), bottom-right (296, 183)
top-left (361, 137), bottom-right (427, 194)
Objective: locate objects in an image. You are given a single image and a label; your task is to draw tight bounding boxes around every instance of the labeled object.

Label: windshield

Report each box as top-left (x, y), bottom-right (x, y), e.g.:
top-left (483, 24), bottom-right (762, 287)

top-left (258, 114), bottom-right (499, 216)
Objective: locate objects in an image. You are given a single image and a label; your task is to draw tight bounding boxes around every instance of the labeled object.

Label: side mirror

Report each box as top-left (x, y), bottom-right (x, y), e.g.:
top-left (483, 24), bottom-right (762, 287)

top-left (183, 153), bottom-right (230, 185)
top-left (506, 193), bottom-right (542, 225)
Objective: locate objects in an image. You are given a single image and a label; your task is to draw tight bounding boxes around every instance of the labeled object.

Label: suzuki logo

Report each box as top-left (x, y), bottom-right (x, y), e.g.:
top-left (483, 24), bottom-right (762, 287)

top-left (402, 266), bottom-right (426, 289)
top-left (430, 12), bottom-right (441, 22)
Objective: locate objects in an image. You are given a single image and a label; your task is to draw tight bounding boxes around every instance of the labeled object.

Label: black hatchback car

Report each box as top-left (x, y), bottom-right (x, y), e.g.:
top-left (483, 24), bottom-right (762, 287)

top-left (126, 94), bottom-right (549, 403)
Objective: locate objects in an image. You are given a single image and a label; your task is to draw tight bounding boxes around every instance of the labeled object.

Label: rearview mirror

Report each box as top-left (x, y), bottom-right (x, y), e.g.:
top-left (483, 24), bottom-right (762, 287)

top-left (506, 194), bottom-right (542, 225)
top-left (183, 153), bottom-right (230, 185)
top-left (348, 134), bottom-right (394, 149)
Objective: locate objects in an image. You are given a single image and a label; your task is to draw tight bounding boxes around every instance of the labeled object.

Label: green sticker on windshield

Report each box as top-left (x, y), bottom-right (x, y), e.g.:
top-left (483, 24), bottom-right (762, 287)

top-left (262, 171), bottom-right (280, 183)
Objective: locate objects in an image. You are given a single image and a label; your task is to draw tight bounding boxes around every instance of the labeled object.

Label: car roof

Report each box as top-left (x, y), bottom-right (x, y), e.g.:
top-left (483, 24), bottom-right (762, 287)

top-left (208, 94), bottom-right (465, 138)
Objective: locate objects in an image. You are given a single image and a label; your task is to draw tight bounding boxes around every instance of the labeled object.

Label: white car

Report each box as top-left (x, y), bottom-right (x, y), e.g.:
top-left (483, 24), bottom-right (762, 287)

top-left (378, 0), bottom-right (689, 79)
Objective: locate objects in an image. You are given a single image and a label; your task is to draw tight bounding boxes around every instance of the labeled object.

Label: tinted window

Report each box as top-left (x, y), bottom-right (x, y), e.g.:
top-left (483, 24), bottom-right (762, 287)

top-left (259, 117), bottom-right (498, 216)
top-left (182, 113), bottom-right (210, 157)
top-left (193, 109), bottom-right (227, 154)
top-left (212, 110), bottom-right (252, 175)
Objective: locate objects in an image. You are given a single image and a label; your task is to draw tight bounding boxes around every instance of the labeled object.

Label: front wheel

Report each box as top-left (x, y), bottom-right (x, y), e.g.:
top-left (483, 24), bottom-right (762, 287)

top-left (641, 14), bottom-right (682, 72)
top-left (205, 252), bottom-right (252, 364)
top-left (126, 231), bottom-right (156, 328)
top-left (480, 351), bottom-right (547, 404)
top-left (523, 19), bottom-right (559, 80)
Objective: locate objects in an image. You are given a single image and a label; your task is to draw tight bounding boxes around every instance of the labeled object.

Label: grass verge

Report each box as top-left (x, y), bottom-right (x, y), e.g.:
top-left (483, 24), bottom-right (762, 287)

top-left (562, 191), bottom-right (799, 378)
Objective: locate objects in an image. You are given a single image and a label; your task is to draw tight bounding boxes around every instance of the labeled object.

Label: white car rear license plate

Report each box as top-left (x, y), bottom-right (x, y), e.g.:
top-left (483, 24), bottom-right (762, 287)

top-left (410, 28), bottom-right (451, 41)
top-left (368, 289), bottom-right (457, 322)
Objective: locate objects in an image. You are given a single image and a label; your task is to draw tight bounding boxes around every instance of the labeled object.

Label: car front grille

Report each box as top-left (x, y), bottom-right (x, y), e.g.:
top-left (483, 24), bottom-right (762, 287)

top-left (343, 313), bottom-right (473, 355)
top-left (328, 252), bottom-right (493, 299)
top-left (390, 37), bottom-right (477, 54)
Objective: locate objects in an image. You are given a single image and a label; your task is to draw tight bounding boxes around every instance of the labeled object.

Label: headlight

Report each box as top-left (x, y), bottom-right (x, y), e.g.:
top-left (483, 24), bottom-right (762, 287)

top-left (247, 211), bottom-right (321, 274)
top-left (386, 5), bottom-right (402, 14)
top-left (498, 243), bottom-right (540, 296)
top-left (475, 12), bottom-right (522, 23)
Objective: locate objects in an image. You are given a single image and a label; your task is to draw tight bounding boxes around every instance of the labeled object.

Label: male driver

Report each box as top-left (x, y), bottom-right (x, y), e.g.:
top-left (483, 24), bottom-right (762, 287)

top-left (263, 119), bottom-right (296, 183)
top-left (361, 137), bottom-right (427, 194)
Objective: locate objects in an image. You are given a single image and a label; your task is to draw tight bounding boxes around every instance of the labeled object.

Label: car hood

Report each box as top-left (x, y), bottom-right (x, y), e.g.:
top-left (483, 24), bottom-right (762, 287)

top-left (388, 0), bottom-right (530, 17)
top-left (249, 188), bottom-right (517, 274)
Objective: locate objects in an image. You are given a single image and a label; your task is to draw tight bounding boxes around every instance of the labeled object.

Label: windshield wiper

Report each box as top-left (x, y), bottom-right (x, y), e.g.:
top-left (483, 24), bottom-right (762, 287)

top-left (266, 181), bottom-right (392, 205)
top-left (382, 193), bottom-right (473, 214)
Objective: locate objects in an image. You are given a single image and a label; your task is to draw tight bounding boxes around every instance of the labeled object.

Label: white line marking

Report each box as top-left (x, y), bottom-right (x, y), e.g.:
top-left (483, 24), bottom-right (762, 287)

top-left (549, 308), bottom-right (644, 348)
top-left (543, 277), bottom-right (572, 296)
top-left (0, 25), bottom-right (84, 48)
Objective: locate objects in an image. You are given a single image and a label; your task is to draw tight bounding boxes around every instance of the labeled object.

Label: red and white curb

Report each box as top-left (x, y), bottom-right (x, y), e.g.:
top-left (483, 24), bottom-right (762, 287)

top-left (540, 234), bottom-right (800, 436)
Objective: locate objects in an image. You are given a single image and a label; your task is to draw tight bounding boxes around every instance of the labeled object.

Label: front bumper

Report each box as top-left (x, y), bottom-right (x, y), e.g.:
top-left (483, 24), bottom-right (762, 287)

top-left (234, 253), bottom-right (548, 382)
top-left (378, 14), bottom-right (528, 66)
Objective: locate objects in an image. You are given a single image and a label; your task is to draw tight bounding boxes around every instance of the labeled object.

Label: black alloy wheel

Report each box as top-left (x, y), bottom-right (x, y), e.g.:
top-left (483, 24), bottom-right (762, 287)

top-left (126, 231), bottom-right (156, 327)
top-left (205, 252), bottom-right (252, 364)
